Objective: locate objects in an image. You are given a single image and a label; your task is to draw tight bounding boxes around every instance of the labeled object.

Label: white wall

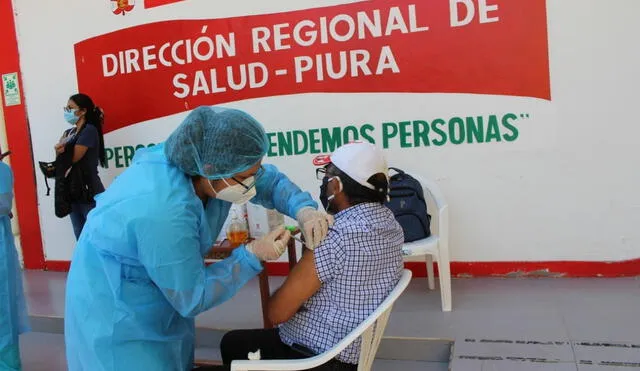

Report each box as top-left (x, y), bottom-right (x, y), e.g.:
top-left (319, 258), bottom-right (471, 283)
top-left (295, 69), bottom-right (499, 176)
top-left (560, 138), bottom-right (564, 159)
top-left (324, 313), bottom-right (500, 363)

top-left (10, 0), bottom-right (640, 262)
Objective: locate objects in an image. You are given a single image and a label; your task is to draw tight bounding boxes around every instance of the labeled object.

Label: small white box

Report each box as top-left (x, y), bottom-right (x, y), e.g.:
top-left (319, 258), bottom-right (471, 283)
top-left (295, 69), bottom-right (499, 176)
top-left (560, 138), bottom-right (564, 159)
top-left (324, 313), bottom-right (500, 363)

top-left (246, 203), bottom-right (285, 239)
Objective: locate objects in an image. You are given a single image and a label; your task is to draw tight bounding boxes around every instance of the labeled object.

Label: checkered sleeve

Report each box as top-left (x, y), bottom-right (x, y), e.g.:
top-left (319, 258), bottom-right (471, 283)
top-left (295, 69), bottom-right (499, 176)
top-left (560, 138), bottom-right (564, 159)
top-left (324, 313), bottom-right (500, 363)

top-left (313, 231), bottom-right (342, 284)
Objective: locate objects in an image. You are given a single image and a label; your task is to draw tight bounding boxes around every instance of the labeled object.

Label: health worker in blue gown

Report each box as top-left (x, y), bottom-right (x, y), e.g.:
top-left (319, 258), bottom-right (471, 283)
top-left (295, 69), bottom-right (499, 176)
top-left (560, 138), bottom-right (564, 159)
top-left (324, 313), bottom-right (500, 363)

top-left (0, 149), bottom-right (30, 371)
top-left (64, 106), bottom-right (334, 371)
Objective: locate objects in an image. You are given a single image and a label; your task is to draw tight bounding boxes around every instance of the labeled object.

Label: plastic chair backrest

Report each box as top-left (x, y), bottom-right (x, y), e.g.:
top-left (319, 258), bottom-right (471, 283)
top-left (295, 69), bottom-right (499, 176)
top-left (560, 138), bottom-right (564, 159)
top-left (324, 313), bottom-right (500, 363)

top-left (414, 175), bottom-right (447, 215)
top-left (230, 269), bottom-right (413, 371)
top-left (356, 269), bottom-right (412, 370)
top-left (413, 175), bottom-right (448, 242)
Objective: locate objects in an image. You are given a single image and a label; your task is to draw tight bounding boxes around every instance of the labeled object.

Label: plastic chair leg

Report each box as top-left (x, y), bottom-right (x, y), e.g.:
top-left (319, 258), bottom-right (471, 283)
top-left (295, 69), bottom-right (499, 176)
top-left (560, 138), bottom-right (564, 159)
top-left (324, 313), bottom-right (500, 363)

top-left (437, 254), bottom-right (452, 312)
top-left (425, 254), bottom-right (435, 290)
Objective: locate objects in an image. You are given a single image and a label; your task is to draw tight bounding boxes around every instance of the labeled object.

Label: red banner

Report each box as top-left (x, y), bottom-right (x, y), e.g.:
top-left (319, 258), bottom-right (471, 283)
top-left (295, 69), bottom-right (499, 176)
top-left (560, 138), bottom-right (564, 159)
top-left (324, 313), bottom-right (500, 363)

top-left (75, 0), bottom-right (550, 134)
top-left (144, 0), bottom-right (183, 9)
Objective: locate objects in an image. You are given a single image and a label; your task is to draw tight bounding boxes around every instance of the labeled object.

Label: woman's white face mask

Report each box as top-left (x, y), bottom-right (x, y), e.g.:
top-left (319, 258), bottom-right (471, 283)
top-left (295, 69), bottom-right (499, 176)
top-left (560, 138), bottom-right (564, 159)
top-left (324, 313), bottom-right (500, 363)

top-left (210, 177), bottom-right (256, 205)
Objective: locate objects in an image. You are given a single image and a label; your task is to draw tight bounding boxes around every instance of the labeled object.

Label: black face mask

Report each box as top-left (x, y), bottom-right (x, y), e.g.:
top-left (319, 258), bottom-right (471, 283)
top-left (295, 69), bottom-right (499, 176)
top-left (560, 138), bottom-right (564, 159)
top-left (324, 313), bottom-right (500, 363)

top-left (319, 176), bottom-right (332, 213)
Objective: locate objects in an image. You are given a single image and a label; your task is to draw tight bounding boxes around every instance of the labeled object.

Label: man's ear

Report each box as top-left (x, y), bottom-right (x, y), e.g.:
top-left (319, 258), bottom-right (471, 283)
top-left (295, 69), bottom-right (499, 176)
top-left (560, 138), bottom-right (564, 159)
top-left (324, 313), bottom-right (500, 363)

top-left (329, 177), bottom-right (343, 195)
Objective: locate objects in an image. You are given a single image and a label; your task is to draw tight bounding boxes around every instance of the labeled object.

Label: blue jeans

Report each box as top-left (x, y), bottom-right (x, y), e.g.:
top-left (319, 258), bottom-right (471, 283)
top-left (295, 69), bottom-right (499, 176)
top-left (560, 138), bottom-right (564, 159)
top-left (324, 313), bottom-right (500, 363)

top-left (69, 202), bottom-right (96, 240)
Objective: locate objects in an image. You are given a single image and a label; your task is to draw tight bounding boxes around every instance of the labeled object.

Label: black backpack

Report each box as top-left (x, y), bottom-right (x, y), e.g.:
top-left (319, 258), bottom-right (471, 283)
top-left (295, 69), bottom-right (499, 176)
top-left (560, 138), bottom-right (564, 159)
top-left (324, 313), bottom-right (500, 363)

top-left (385, 167), bottom-right (431, 242)
top-left (40, 125), bottom-right (95, 218)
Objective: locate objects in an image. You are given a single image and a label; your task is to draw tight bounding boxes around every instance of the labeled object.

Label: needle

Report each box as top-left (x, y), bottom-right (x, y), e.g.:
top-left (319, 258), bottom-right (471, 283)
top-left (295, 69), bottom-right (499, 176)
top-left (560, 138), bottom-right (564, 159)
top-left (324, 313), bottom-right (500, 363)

top-left (284, 226), bottom-right (337, 247)
top-left (284, 225), bottom-right (307, 247)
top-left (290, 235), bottom-right (306, 247)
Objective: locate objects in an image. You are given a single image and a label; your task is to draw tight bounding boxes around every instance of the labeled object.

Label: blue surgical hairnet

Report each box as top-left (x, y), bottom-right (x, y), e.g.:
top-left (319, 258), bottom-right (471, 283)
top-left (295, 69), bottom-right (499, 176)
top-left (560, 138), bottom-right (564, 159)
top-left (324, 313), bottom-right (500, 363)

top-left (164, 106), bottom-right (268, 179)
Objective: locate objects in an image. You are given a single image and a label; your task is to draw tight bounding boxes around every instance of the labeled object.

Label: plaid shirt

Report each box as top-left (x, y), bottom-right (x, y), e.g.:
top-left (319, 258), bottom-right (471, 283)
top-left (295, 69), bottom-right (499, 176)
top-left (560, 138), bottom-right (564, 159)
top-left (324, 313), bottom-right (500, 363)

top-left (278, 202), bottom-right (404, 364)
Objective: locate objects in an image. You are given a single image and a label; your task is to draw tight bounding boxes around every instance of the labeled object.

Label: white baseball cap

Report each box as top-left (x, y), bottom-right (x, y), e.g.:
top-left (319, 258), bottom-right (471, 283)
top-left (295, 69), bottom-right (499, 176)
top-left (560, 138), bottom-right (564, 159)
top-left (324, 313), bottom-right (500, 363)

top-left (313, 142), bottom-right (388, 190)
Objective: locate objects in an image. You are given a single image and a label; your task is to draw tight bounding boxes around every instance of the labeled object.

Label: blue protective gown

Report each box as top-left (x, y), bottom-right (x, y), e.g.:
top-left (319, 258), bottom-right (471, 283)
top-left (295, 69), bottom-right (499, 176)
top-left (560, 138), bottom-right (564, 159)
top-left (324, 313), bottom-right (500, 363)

top-left (64, 143), bottom-right (316, 371)
top-left (0, 162), bottom-right (30, 371)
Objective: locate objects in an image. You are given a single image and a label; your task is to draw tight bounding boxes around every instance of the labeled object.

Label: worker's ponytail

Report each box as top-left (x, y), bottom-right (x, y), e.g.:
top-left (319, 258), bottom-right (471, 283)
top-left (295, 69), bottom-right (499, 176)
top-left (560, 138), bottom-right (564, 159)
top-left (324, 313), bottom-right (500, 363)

top-left (69, 93), bottom-right (107, 168)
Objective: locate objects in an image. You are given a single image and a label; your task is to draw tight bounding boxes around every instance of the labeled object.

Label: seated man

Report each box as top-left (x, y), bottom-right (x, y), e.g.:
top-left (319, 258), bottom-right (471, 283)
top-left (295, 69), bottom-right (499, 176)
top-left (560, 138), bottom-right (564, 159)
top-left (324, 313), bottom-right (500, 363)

top-left (218, 142), bottom-right (404, 370)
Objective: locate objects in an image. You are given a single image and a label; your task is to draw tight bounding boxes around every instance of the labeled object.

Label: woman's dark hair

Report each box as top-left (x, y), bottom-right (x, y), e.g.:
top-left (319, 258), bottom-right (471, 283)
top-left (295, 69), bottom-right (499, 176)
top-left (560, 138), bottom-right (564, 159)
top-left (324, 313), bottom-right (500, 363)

top-left (330, 164), bottom-right (388, 205)
top-left (70, 93), bottom-right (106, 168)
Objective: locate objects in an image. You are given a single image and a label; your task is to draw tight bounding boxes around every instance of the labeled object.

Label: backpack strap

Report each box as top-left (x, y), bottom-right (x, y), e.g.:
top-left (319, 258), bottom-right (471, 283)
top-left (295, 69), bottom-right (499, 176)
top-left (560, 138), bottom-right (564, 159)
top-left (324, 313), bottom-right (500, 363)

top-left (388, 167), bottom-right (407, 180)
top-left (44, 176), bottom-right (51, 196)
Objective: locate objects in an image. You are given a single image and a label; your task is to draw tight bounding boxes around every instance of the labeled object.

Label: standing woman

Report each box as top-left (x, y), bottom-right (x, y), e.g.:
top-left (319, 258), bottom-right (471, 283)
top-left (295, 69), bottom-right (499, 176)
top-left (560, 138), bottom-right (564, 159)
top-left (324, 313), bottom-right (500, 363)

top-left (0, 149), bottom-right (30, 370)
top-left (54, 93), bottom-right (107, 239)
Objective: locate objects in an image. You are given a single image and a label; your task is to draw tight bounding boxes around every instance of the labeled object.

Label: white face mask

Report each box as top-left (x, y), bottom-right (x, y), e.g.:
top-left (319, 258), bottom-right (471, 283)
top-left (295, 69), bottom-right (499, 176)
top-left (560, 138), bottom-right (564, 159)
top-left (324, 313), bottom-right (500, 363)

top-left (210, 177), bottom-right (256, 205)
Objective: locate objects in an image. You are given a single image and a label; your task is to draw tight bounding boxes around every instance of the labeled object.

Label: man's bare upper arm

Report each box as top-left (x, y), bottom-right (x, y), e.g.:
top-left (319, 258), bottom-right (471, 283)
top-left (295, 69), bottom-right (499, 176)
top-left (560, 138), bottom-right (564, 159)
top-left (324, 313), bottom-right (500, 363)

top-left (267, 248), bottom-right (322, 325)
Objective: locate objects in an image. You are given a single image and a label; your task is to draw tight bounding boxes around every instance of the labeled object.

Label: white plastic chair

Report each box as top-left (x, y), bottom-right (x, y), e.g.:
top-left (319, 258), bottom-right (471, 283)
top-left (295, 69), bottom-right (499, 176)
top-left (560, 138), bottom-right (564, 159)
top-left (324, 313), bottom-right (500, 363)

top-left (401, 176), bottom-right (452, 312)
top-left (230, 269), bottom-right (413, 371)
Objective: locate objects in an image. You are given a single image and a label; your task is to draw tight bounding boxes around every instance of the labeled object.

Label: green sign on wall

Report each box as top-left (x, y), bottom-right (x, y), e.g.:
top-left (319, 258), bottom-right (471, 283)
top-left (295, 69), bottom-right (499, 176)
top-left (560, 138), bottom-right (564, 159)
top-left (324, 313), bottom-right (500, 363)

top-left (104, 113), bottom-right (526, 169)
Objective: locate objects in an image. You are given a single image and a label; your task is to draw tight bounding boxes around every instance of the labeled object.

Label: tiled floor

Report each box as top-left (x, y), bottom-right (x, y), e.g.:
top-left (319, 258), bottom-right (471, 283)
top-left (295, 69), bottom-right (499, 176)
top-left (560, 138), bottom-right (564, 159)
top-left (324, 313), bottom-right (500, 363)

top-left (20, 332), bottom-right (68, 371)
top-left (20, 332), bottom-right (447, 371)
top-left (20, 271), bottom-right (640, 370)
